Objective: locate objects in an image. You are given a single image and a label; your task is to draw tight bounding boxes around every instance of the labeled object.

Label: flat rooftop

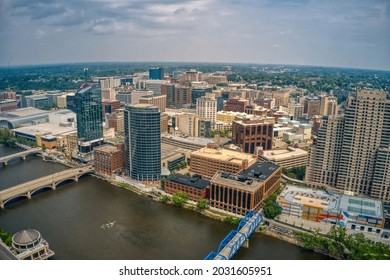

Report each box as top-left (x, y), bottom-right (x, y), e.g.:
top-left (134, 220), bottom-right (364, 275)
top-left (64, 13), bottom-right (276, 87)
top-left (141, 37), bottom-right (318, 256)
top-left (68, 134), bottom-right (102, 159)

top-left (191, 147), bottom-right (257, 166)
top-left (339, 196), bottom-right (383, 218)
top-left (94, 144), bottom-right (120, 153)
top-left (279, 185), bottom-right (383, 218)
top-left (0, 107), bottom-right (47, 119)
top-left (161, 142), bottom-right (191, 160)
top-left (260, 148), bottom-right (308, 161)
top-left (279, 185), bottom-right (339, 211)
top-left (13, 123), bottom-right (76, 137)
top-left (161, 133), bottom-right (215, 147)
top-left (211, 161), bottom-right (280, 192)
top-left (167, 174), bottom-right (209, 190)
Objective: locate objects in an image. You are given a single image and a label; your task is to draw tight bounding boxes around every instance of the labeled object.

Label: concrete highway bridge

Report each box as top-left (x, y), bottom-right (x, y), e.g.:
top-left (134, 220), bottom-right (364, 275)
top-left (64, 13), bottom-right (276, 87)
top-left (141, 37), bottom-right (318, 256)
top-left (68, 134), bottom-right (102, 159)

top-left (0, 165), bottom-right (94, 209)
top-left (0, 148), bottom-right (42, 165)
top-left (205, 210), bottom-right (263, 260)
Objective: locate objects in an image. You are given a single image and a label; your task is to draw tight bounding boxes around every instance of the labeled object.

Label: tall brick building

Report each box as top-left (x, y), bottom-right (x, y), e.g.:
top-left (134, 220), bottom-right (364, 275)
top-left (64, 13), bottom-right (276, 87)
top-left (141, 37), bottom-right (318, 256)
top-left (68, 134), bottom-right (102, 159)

top-left (232, 119), bottom-right (274, 154)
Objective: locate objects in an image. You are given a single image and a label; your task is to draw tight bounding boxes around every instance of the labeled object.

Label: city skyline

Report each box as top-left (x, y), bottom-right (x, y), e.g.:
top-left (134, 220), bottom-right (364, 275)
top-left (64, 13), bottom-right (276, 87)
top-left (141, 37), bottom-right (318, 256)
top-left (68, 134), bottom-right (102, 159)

top-left (0, 0), bottom-right (389, 71)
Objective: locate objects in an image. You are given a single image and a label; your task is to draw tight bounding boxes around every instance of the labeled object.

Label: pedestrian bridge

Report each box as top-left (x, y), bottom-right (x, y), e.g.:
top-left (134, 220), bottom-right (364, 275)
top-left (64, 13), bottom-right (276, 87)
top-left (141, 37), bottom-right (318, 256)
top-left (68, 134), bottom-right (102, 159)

top-left (204, 210), bottom-right (263, 260)
top-left (0, 165), bottom-right (94, 209)
top-left (0, 148), bottom-right (42, 165)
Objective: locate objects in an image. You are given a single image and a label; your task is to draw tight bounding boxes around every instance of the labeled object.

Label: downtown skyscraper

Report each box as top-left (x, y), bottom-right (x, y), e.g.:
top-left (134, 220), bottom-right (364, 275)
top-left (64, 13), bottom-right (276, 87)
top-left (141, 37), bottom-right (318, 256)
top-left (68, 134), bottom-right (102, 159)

top-left (305, 90), bottom-right (390, 203)
top-left (75, 83), bottom-right (104, 153)
top-left (124, 104), bottom-right (161, 181)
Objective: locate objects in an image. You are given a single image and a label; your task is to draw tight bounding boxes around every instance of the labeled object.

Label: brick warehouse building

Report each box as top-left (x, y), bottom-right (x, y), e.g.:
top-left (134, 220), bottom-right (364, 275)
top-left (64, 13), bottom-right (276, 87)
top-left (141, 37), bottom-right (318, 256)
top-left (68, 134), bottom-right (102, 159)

top-left (164, 174), bottom-right (210, 201)
top-left (93, 143), bottom-right (125, 176)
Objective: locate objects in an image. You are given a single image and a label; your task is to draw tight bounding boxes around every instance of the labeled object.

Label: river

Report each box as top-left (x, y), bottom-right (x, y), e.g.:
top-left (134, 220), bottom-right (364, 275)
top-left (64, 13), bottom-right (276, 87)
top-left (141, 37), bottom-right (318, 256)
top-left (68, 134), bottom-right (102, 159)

top-left (0, 145), bottom-right (327, 260)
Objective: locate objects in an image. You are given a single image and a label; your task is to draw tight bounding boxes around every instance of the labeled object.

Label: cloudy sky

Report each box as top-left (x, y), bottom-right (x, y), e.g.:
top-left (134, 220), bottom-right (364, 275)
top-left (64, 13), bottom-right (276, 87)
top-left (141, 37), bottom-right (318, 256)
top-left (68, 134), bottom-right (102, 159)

top-left (0, 0), bottom-right (389, 70)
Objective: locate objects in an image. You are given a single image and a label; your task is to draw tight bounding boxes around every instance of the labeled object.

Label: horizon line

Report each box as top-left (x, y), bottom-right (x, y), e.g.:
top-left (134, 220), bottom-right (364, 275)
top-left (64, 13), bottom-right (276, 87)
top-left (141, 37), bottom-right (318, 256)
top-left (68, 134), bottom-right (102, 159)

top-left (0, 60), bottom-right (389, 73)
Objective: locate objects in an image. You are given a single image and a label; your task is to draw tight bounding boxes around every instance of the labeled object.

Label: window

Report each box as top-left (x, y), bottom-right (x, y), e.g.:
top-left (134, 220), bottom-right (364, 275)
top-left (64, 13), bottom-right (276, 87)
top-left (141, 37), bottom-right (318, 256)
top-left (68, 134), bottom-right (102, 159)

top-left (360, 226), bottom-right (365, 231)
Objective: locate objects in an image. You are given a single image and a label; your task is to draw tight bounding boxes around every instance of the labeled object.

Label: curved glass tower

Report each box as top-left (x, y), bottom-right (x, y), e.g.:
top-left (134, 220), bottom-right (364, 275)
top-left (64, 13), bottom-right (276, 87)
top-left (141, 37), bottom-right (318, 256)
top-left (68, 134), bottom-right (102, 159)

top-left (124, 104), bottom-right (161, 181)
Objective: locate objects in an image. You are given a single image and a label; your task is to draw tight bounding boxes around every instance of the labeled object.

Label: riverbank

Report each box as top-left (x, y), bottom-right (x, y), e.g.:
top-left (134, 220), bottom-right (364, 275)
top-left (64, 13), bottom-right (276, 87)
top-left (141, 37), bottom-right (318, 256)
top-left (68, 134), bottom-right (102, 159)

top-left (103, 172), bottom-right (333, 258)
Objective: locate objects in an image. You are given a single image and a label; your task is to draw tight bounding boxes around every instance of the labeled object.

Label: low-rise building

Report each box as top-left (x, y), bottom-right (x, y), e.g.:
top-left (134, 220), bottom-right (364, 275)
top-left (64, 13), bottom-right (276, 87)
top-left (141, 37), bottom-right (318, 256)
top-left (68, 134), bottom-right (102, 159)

top-left (210, 161), bottom-right (282, 215)
top-left (13, 123), bottom-right (76, 149)
top-left (0, 100), bottom-right (18, 112)
top-left (257, 147), bottom-right (308, 169)
top-left (164, 174), bottom-right (210, 201)
top-left (11, 229), bottom-right (54, 260)
top-left (277, 185), bottom-right (385, 233)
top-left (93, 144), bottom-right (125, 176)
top-left (161, 133), bottom-right (214, 151)
top-left (190, 146), bottom-right (257, 179)
top-left (283, 132), bottom-right (304, 142)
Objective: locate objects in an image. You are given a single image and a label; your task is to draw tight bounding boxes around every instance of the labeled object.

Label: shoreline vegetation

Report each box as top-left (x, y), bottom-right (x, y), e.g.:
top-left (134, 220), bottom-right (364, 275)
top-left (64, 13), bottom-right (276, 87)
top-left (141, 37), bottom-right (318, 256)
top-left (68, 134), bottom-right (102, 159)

top-left (3, 145), bottom-right (389, 260)
top-left (114, 179), bottom-right (390, 260)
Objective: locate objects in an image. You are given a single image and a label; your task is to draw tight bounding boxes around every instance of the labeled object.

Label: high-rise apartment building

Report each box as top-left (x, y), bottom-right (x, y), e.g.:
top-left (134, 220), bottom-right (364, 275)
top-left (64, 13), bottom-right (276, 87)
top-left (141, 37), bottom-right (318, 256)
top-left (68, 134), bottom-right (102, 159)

top-left (124, 104), bottom-right (161, 181)
top-left (161, 84), bottom-right (175, 108)
top-left (174, 85), bottom-right (192, 108)
top-left (305, 90), bottom-right (390, 203)
top-left (288, 102), bottom-right (304, 120)
top-left (319, 94), bottom-right (338, 116)
top-left (75, 84), bottom-right (103, 153)
top-left (196, 93), bottom-right (217, 127)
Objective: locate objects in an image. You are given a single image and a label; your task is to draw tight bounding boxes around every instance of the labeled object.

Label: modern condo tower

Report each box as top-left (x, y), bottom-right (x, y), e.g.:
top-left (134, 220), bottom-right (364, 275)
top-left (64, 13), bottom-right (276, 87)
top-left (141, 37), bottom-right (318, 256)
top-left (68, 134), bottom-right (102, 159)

top-left (305, 90), bottom-right (390, 203)
top-left (124, 104), bottom-right (161, 181)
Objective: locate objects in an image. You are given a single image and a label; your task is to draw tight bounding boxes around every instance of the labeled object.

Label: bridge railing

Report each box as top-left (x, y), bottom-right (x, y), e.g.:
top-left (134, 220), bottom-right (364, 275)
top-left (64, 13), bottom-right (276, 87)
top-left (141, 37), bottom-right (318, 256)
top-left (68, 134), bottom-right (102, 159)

top-left (204, 210), bottom-right (263, 260)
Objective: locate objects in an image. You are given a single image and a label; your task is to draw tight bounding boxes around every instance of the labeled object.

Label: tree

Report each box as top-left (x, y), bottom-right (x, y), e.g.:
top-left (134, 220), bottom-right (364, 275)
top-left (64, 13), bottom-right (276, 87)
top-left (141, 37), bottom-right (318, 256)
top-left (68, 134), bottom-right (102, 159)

top-left (224, 216), bottom-right (241, 225)
top-left (262, 188), bottom-right (282, 219)
top-left (160, 195), bottom-right (170, 203)
top-left (263, 200), bottom-right (282, 219)
top-left (171, 191), bottom-right (189, 207)
top-left (196, 198), bottom-right (208, 210)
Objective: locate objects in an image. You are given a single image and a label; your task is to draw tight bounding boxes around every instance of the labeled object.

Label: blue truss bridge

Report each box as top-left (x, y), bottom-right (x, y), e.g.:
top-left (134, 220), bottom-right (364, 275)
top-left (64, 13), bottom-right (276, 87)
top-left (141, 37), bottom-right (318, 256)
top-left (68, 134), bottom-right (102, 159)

top-left (204, 210), bottom-right (263, 260)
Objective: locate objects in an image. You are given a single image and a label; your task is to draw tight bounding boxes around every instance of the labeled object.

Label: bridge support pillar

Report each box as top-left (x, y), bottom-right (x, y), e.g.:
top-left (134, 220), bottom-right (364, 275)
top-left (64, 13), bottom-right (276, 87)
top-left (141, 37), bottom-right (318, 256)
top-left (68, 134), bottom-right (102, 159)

top-left (242, 239), bottom-right (249, 248)
top-left (51, 183), bottom-right (56, 190)
top-left (3, 162), bottom-right (7, 166)
top-left (27, 191), bottom-right (31, 199)
top-left (22, 156), bottom-right (26, 160)
top-left (74, 176), bottom-right (78, 182)
top-left (0, 202), bottom-right (4, 209)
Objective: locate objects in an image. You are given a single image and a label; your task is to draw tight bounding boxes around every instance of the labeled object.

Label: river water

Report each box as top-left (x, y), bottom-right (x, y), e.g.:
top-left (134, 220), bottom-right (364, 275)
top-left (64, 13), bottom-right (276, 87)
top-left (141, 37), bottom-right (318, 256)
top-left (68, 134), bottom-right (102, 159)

top-left (0, 145), bottom-right (327, 260)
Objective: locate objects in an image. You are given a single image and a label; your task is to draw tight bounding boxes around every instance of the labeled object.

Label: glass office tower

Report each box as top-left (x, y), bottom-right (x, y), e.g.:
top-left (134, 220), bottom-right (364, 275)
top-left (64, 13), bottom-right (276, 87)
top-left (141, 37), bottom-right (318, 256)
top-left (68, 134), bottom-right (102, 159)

top-left (75, 83), bottom-right (103, 153)
top-left (124, 104), bottom-right (161, 181)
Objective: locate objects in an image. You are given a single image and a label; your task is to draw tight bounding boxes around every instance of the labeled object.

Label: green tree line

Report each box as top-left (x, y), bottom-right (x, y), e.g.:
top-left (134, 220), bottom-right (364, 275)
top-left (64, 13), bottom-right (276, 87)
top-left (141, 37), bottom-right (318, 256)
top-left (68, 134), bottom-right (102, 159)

top-left (0, 128), bottom-right (37, 148)
top-left (295, 226), bottom-right (390, 260)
